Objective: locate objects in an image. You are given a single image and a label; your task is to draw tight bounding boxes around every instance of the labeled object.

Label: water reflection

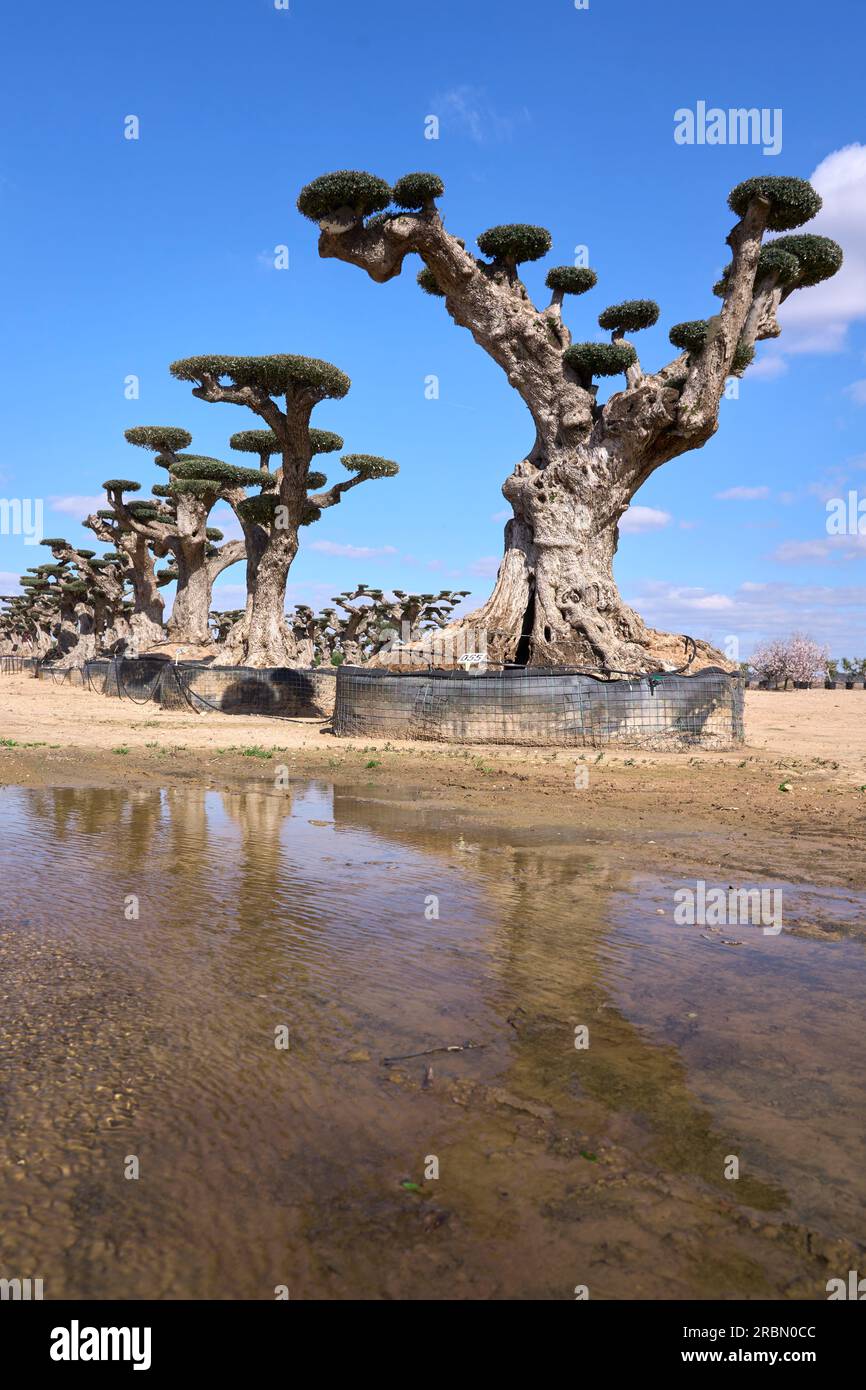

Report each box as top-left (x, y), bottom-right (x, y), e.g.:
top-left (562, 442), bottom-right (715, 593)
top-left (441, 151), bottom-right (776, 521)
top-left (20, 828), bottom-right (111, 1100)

top-left (0, 781), bottom-right (864, 1300)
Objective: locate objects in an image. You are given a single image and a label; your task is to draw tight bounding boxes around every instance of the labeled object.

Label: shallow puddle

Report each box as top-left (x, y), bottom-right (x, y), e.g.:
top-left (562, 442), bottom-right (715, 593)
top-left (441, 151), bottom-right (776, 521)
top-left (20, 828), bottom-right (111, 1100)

top-left (0, 781), bottom-right (863, 1299)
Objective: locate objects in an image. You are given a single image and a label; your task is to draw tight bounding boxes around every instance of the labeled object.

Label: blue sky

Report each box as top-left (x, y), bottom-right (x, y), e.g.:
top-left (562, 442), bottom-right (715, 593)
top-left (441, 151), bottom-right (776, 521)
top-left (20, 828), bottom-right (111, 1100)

top-left (1, 0), bottom-right (864, 657)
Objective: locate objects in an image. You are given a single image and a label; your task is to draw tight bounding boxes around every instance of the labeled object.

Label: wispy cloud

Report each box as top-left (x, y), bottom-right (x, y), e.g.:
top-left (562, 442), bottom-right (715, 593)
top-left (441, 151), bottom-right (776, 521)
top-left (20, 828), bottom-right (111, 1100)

top-left (844, 378), bottom-right (866, 406)
top-left (629, 578), bottom-right (866, 655)
top-left (309, 540), bottom-right (398, 560)
top-left (430, 85), bottom-right (530, 145)
top-left (468, 556), bottom-right (500, 577)
top-left (714, 485), bottom-right (770, 500)
top-left (771, 534), bottom-right (866, 563)
top-left (48, 494), bottom-right (104, 518)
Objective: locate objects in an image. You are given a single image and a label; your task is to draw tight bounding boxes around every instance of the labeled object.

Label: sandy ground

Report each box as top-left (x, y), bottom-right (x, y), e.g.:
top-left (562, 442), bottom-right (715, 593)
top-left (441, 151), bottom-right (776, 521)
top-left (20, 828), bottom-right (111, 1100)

top-left (1, 672), bottom-right (864, 894)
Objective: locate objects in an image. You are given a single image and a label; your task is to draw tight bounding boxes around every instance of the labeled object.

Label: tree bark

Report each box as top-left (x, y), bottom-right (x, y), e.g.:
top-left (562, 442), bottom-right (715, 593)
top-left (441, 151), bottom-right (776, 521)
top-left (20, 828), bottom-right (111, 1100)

top-left (315, 196), bottom-right (771, 673)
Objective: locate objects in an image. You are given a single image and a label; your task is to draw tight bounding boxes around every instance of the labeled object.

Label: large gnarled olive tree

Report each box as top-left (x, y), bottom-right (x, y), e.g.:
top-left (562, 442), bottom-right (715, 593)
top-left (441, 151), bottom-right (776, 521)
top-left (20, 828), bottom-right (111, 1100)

top-left (298, 170), bottom-right (842, 672)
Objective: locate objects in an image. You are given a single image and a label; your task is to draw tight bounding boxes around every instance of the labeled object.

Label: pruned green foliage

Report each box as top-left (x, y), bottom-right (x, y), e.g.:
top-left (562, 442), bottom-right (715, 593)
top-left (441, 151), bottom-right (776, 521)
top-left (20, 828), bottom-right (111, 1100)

top-left (307, 471), bottom-right (327, 491)
top-left (597, 299), bottom-right (660, 333)
top-left (102, 479), bottom-right (141, 493)
top-left (341, 454), bottom-right (400, 479)
top-left (96, 509), bottom-right (118, 519)
top-left (299, 502), bottom-right (322, 527)
top-left (206, 528), bottom-right (224, 541)
top-left (125, 426), bottom-right (192, 453)
top-left (75, 550), bottom-right (96, 560)
top-left (392, 172), bottom-right (444, 209)
top-left (169, 479), bottom-right (219, 500)
top-left (237, 494), bottom-right (281, 524)
top-left (310, 428), bottom-right (344, 454)
top-left (669, 320), bottom-right (711, 353)
top-left (229, 429), bottom-right (279, 456)
top-left (170, 354), bottom-right (350, 399)
top-left (156, 568), bottom-right (178, 584)
top-left (125, 501), bottom-right (160, 518)
top-left (562, 342), bottom-right (637, 378)
top-left (39, 539), bottom-right (68, 548)
top-left (170, 456), bottom-right (278, 489)
top-left (150, 485), bottom-right (172, 499)
top-left (728, 176), bottom-right (821, 231)
top-left (545, 266), bottom-right (597, 296)
top-left (418, 266), bottom-right (445, 296)
top-left (768, 233), bottom-right (844, 286)
top-left (756, 244), bottom-right (801, 284)
top-left (297, 170), bottom-right (392, 222)
top-left (477, 223), bottom-right (552, 264)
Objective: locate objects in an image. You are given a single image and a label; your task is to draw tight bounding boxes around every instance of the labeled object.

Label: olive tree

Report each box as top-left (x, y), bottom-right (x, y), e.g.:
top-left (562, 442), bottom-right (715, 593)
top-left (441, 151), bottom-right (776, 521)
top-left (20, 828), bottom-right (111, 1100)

top-left (167, 354), bottom-right (399, 667)
top-left (97, 428), bottom-right (245, 647)
top-left (84, 500), bottom-right (167, 648)
top-left (39, 539), bottom-right (132, 659)
top-left (299, 170), bottom-right (842, 672)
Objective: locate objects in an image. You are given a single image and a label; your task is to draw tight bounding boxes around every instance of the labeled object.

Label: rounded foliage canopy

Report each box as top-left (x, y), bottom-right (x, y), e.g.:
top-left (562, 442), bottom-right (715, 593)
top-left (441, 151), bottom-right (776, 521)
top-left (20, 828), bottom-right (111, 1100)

top-left (727, 176), bottom-right (821, 231)
top-left (392, 172), bottom-right (444, 209)
top-left (237, 494), bottom-right (281, 525)
top-left (597, 299), bottom-right (660, 333)
top-left (307, 471), bottom-right (327, 491)
top-left (545, 266), bottom-right (597, 296)
top-left (341, 454), bottom-right (399, 479)
top-left (309, 428), bottom-right (344, 454)
top-left (477, 223), bottom-right (552, 264)
top-left (170, 456), bottom-right (278, 489)
top-left (669, 320), bottom-right (711, 353)
top-left (297, 170), bottom-right (392, 222)
top-left (125, 426), bottom-right (192, 453)
top-left (102, 479), bottom-right (141, 493)
top-left (768, 233), bottom-right (844, 286)
top-left (756, 244), bottom-right (801, 284)
top-left (562, 342), bottom-right (637, 378)
top-left (168, 479), bottom-right (219, 500)
top-left (170, 354), bottom-right (350, 399)
top-left (230, 429), bottom-right (279, 456)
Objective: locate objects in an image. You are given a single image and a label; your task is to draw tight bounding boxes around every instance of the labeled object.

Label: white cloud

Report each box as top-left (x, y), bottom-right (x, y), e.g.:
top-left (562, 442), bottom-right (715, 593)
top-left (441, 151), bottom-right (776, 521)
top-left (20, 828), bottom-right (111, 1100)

top-left (773, 143), bottom-right (866, 356)
top-left (620, 505), bottom-right (672, 534)
top-left (210, 505), bottom-right (243, 543)
top-left (714, 485), bottom-right (770, 500)
top-left (771, 534), bottom-right (866, 563)
top-left (844, 378), bottom-right (866, 405)
top-left (309, 541), bottom-right (398, 560)
top-left (748, 353), bottom-right (789, 379)
top-left (469, 556), bottom-right (501, 577)
top-left (48, 494), bottom-right (105, 518)
top-left (0, 571), bottom-right (21, 592)
top-left (629, 577), bottom-right (866, 655)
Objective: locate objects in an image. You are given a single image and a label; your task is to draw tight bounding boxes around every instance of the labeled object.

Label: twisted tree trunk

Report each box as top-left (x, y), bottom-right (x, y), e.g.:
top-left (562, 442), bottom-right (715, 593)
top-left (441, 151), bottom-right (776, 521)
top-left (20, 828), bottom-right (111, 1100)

top-left (313, 192), bottom-right (773, 672)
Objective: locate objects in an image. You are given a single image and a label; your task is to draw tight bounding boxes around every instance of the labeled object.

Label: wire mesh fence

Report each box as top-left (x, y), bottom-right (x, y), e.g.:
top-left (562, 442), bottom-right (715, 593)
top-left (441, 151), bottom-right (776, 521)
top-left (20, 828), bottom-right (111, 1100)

top-left (82, 658), bottom-right (337, 718)
top-left (0, 656), bottom-right (40, 674)
top-left (159, 664), bottom-right (336, 718)
top-left (333, 665), bottom-right (745, 749)
top-left (38, 663), bottom-right (86, 687)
